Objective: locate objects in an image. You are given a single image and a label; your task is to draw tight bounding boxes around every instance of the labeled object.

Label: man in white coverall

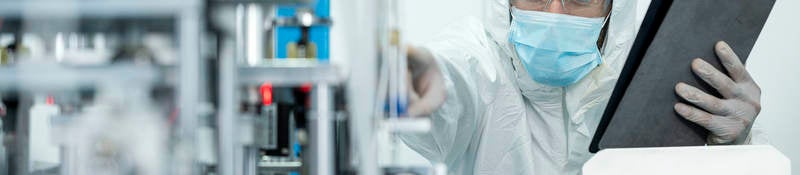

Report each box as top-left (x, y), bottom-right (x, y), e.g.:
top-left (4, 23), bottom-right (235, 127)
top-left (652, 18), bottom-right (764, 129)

top-left (400, 0), bottom-right (767, 174)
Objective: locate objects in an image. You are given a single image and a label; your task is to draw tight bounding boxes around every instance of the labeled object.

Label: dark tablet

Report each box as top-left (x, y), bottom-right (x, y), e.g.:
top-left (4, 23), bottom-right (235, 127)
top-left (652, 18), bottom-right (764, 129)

top-left (589, 0), bottom-right (775, 153)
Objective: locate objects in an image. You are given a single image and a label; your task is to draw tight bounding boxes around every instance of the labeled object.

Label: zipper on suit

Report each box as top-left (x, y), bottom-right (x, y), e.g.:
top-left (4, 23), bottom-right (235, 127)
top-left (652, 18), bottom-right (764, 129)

top-left (561, 87), bottom-right (570, 165)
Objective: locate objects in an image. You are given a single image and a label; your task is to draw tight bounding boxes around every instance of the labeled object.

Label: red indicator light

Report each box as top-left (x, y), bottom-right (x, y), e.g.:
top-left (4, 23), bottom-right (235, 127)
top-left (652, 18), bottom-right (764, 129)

top-left (46, 96), bottom-right (55, 105)
top-left (260, 82), bottom-right (273, 106)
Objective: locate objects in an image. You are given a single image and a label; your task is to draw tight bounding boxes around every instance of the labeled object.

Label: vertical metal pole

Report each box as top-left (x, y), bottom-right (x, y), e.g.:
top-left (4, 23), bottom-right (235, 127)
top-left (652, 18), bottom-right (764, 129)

top-left (218, 4), bottom-right (245, 175)
top-left (311, 84), bottom-right (333, 175)
top-left (178, 3), bottom-right (202, 175)
top-left (241, 5), bottom-right (264, 174)
top-left (13, 96), bottom-right (32, 175)
top-left (244, 147), bottom-right (257, 175)
top-left (244, 3), bottom-right (264, 66)
top-left (337, 0), bottom-right (380, 174)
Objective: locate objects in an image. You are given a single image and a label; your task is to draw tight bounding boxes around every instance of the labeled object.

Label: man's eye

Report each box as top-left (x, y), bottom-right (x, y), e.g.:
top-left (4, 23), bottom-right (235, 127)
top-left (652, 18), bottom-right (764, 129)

top-left (526, 0), bottom-right (550, 4)
top-left (570, 0), bottom-right (594, 5)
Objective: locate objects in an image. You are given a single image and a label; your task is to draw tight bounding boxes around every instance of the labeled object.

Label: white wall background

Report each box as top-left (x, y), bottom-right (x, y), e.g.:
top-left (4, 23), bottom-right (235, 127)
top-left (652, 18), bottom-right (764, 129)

top-left (400, 0), bottom-right (483, 45)
top-left (396, 0), bottom-right (800, 173)
top-left (748, 0), bottom-right (800, 173)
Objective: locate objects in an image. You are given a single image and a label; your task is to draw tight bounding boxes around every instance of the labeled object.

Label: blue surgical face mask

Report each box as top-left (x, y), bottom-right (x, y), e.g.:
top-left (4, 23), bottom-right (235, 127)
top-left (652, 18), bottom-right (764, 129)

top-left (508, 7), bottom-right (606, 87)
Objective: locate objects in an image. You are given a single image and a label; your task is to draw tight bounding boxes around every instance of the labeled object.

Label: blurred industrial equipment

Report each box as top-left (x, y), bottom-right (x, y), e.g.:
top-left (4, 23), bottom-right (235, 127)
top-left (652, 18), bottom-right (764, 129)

top-left (0, 0), bottom-right (203, 174)
top-left (0, 0), bottom-right (442, 174)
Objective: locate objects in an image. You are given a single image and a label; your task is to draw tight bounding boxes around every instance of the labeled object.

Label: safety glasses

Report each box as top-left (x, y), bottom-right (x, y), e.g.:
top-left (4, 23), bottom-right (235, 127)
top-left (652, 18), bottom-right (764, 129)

top-left (513, 0), bottom-right (611, 18)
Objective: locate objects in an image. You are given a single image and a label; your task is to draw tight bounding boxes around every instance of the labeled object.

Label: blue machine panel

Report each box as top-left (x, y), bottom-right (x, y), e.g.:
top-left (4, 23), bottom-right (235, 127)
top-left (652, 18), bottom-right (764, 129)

top-left (274, 0), bottom-right (329, 60)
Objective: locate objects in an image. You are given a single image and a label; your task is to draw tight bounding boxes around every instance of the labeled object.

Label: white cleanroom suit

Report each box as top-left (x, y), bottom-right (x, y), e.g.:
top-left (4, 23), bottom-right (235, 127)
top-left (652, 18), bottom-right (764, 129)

top-left (399, 0), bottom-right (767, 174)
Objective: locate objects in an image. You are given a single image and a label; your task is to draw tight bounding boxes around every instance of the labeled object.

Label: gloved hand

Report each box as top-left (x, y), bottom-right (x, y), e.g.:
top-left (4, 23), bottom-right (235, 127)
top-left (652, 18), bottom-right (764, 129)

top-left (674, 41), bottom-right (762, 145)
top-left (406, 46), bottom-right (446, 117)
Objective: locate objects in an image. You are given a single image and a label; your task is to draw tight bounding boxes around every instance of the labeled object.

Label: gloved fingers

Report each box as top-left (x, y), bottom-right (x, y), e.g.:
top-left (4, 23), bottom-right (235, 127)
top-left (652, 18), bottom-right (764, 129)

top-left (407, 80), bottom-right (445, 117)
top-left (691, 58), bottom-right (738, 98)
top-left (407, 46), bottom-right (423, 76)
top-left (407, 66), bottom-right (446, 118)
top-left (715, 41), bottom-right (753, 83)
top-left (716, 41), bottom-right (763, 104)
top-left (406, 68), bottom-right (424, 118)
top-left (705, 116), bottom-right (750, 145)
top-left (674, 102), bottom-right (719, 129)
top-left (675, 82), bottom-right (731, 115)
top-left (708, 136), bottom-right (733, 145)
top-left (408, 91), bottom-right (445, 118)
top-left (676, 102), bottom-right (750, 145)
top-left (407, 70), bottom-right (421, 104)
top-left (407, 46), bottom-right (436, 76)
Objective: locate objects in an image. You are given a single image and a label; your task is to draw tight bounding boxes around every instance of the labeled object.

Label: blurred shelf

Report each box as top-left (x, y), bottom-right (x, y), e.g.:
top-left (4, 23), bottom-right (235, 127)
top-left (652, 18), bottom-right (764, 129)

top-left (383, 166), bottom-right (440, 175)
top-left (237, 59), bottom-right (343, 86)
top-left (381, 118), bottom-right (431, 133)
top-left (0, 0), bottom-right (201, 17)
top-left (257, 160), bottom-right (302, 172)
top-left (0, 62), bottom-right (169, 91)
top-left (208, 0), bottom-right (311, 4)
top-left (273, 16), bottom-right (333, 27)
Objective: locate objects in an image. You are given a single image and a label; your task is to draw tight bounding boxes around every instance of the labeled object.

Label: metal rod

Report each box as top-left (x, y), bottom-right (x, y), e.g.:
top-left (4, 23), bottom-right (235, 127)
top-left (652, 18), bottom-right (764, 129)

top-left (244, 147), bottom-right (257, 175)
top-left (245, 3), bottom-right (264, 66)
top-left (178, 5), bottom-right (202, 175)
top-left (217, 4), bottom-right (245, 175)
top-left (311, 84), bottom-right (333, 175)
top-left (336, 0), bottom-right (381, 174)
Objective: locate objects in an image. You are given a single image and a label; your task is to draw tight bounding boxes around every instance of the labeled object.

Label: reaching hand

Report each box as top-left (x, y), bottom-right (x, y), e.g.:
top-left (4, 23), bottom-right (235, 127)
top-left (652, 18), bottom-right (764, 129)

top-left (406, 46), bottom-right (446, 117)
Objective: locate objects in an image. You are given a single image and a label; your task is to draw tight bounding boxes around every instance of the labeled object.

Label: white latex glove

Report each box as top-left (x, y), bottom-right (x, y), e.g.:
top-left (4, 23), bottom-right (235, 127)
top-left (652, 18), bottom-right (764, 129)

top-left (674, 41), bottom-right (762, 145)
top-left (406, 46), bottom-right (446, 117)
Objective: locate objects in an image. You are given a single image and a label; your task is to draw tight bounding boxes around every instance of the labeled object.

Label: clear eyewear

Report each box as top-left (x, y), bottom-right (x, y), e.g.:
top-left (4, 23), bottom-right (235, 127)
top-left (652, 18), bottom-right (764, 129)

top-left (516, 0), bottom-right (611, 18)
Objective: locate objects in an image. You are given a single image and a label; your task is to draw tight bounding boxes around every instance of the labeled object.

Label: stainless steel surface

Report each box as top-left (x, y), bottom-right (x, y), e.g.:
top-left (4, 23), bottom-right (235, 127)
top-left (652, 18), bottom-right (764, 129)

top-left (0, 64), bottom-right (162, 91)
top-left (215, 2), bottom-right (342, 173)
top-left (336, 0), bottom-right (381, 174)
top-left (176, 2), bottom-right (203, 174)
top-left (0, 0), bottom-right (205, 174)
top-left (0, 1), bottom-right (425, 175)
top-left (257, 160), bottom-right (303, 172)
top-left (254, 106), bottom-right (278, 149)
top-left (218, 30), bottom-right (240, 175)
top-left (0, 0), bottom-right (200, 17)
top-left (237, 59), bottom-right (343, 86)
top-left (244, 147), bottom-right (258, 175)
top-left (273, 16), bottom-right (333, 27)
top-left (244, 4), bottom-right (264, 66)
top-left (207, 0), bottom-right (312, 4)
top-left (310, 83), bottom-right (333, 175)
